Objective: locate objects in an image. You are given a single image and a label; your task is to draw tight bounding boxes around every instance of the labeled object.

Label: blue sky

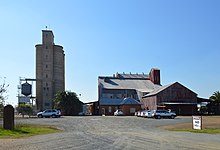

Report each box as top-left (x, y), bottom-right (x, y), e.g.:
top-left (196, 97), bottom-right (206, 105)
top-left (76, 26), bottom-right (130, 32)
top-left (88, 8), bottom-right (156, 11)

top-left (0, 0), bottom-right (220, 105)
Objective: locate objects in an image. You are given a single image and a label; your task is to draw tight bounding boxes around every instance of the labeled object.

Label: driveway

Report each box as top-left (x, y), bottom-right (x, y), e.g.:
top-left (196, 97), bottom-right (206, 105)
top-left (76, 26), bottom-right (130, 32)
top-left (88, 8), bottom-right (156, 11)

top-left (0, 116), bottom-right (220, 150)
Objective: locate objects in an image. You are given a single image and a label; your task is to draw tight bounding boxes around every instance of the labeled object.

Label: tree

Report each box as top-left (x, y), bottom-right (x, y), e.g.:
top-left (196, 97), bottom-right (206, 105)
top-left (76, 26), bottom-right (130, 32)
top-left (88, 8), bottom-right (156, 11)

top-left (210, 91), bottom-right (220, 103)
top-left (16, 104), bottom-right (33, 118)
top-left (54, 91), bottom-right (83, 116)
top-left (0, 79), bottom-right (9, 117)
top-left (208, 91), bottom-right (220, 114)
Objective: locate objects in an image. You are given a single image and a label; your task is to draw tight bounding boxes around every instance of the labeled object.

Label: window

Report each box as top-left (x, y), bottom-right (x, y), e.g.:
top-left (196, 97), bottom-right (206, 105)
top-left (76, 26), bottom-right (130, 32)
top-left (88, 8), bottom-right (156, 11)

top-left (47, 87), bottom-right (49, 90)
top-left (46, 64), bottom-right (48, 68)
top-left (130, 108), bottom-right (135, 113)
top-left (46, 83), bottom-right (48, 86)
top-left (109, 106), bottom-right (112, 113)
top-left (46, 74), bottom-right (48, 78)
top-left (46, 46), bottom-right (48, 49)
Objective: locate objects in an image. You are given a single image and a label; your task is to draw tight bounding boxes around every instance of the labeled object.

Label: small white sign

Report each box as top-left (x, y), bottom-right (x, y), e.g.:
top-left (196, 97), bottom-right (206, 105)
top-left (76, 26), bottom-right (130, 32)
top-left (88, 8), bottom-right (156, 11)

top-left (192, 116), bottom-right (202, 130)
top-left (18, 96), bottom-right (30, 103)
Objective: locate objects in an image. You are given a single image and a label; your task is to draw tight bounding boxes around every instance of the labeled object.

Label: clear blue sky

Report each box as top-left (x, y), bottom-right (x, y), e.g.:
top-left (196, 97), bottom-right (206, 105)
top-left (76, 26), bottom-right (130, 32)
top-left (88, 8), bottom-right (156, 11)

top-left (0, 0), bottom-right (220, 105)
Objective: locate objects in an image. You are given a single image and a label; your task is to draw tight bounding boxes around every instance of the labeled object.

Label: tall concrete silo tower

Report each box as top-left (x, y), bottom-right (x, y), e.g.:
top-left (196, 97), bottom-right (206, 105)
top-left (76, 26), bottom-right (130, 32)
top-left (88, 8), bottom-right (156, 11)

top-left (36, 30), bottom-right (65, 111)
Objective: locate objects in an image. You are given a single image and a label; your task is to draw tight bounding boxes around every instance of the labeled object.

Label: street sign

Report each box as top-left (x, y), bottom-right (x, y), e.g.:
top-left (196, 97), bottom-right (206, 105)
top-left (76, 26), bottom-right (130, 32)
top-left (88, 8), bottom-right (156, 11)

top-left (192, 116), bottom-right (202, 130)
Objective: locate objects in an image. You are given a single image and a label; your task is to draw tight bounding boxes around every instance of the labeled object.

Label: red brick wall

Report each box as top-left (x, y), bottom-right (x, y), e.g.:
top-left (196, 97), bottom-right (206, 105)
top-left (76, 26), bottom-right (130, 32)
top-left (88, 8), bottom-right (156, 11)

top-left (99, 105), bottom-right (122, 115)
top-left (121, 105), bottom-right (141, 115)
top-left (149, 69), bottom-right (160, 85)
top-left (99, 105), bottom-right (141, 116)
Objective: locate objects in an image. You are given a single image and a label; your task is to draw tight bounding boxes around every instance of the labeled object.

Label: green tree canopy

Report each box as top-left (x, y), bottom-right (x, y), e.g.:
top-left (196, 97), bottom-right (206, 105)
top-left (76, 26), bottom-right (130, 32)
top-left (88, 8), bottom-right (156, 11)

top-left (0, 80), bottom-right (9, 116)
top-left (0, 81), bottom-right (9, 106)
top-left (210, 91), bottom-right (220, 103)
top-left (16, 104), bottom-right (33, 118)
top-left (54, 91), bottom-right (83, 116)
top-left (207, 91), bottom-right (220, 115)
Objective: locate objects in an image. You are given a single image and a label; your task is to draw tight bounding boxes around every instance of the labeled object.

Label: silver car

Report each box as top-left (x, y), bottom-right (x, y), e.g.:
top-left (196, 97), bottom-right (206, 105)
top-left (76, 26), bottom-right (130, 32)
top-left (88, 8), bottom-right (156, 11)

top-left (37, 109), bottom-right (61, 118)
top-left (152, 110), bottom-right (176, 119)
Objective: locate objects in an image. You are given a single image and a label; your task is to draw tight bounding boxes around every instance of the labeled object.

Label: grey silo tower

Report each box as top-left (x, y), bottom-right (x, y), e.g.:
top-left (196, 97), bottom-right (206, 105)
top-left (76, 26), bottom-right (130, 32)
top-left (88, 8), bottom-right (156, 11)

top-left (36, 30), bottom-right (65, 111)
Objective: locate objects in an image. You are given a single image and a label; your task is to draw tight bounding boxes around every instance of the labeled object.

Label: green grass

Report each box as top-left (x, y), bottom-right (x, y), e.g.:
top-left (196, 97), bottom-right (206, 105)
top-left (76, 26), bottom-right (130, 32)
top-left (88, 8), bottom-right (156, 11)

top-left (169, 128), bottom-right (220, 134)
top-left (0, 125), bottom-right (61, 138)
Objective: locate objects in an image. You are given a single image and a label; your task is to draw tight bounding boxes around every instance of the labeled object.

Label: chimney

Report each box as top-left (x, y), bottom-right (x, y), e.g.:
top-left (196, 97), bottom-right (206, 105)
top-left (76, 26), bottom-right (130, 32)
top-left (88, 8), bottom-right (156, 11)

top-left (149, 68), bottom-right (160, 85)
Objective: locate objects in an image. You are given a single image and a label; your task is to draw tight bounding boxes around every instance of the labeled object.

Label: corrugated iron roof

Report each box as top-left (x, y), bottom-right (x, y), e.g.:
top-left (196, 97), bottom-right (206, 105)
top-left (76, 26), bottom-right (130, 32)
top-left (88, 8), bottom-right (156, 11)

top-left (99, 78), bottom-right (161, 93)
top-left (117, 73), bottom-right (149, 79)
top-left (143, 84), bottom-right (172, 97)
top-left (99, 98), bottom-right (124, 105)
top-left (143, 82), bottom-right (198, 97)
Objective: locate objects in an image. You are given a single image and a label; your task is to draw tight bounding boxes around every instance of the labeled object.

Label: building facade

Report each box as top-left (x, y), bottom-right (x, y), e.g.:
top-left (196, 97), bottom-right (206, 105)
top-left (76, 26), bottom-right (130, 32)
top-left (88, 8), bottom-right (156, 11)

top-left (98, 68), bottom-right (161, 115)
top-left (36, 30), bottom-right (65, 111)
top-left (98, 68), bottom-right (199, 115)
top-left (142, 82), bottom-right (198, 115)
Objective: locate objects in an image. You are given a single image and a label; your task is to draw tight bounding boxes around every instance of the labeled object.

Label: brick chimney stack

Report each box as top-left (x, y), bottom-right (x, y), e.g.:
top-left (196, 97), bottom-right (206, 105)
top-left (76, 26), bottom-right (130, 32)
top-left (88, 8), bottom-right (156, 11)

top-left (149, 68), bottom-right (161, 85)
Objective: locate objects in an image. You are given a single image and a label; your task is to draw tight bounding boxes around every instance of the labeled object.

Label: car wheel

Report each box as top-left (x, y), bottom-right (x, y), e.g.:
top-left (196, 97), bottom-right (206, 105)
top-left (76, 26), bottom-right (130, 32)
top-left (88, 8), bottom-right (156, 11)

top-left (38, 114), bottom-right (43, 118)
top-left (156, 115), bottom-right (161, 119)
top-left (51, 114), bottom-right (56, 118)
top-left (170, 115), bottom-right (175, 119)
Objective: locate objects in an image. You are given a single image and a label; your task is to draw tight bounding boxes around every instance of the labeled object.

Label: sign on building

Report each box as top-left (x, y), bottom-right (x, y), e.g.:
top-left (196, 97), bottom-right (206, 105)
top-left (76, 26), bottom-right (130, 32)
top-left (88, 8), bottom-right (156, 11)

top-left (192, 116), bottom-right (202, 130)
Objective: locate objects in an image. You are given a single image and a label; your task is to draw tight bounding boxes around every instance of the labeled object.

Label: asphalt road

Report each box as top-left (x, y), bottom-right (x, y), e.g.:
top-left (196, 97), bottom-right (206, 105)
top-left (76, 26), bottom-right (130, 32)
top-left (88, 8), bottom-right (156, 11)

top-left (1, 116), bottom-right (220, 150)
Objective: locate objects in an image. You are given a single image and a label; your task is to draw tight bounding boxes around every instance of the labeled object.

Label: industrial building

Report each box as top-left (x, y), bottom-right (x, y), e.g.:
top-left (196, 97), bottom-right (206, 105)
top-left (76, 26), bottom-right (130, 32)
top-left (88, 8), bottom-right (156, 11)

top-left (98, 68), bottom-right (199, 115)
top-left (36, 30), bottom-right (65, 111)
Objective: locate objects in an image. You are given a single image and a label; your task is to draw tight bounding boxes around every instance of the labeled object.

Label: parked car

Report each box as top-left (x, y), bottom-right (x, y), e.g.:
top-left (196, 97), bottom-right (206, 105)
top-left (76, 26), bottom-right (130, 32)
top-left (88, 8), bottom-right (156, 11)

top-left (37, 109), bottom-right (61, 118)
top-left (142, 110), bottom-right (154, 118)
top-left (114, 110), bottom-right (124, 116)
top-left (152, 110), bottom-right (176, 119)
top-left (146, 110), bottom-right (156, 118)
top-left (137, 110), bottom-right (142, 117)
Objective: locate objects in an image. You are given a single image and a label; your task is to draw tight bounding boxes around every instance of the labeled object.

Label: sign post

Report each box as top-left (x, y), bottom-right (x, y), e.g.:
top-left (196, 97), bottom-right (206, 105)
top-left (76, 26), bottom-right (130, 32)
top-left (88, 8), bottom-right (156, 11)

top-left (192, 116), bottom-right (202, 130)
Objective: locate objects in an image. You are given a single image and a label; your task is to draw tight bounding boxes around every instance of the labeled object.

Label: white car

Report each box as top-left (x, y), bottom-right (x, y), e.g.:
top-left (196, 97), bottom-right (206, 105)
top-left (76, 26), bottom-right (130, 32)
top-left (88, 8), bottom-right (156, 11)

top-left (137, 110), bottom-right (142, 117)
top-left (114, 110), bottom-right (123, 116)
top-left (142, 110), bottom-right (154, 118)
top-left (37, 109), bottom-right (61, 118)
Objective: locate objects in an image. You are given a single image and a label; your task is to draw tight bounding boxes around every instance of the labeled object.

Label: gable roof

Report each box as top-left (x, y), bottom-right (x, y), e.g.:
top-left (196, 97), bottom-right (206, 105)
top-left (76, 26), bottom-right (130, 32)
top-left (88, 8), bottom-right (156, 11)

top-left (143, 82), bottom-right (197, 97)
top-left (99, 98), bottom-right (141, 106)
top-left (120, 98), bottom-right (141, 105)
top-left (99, 98), bottom-right (124, 105)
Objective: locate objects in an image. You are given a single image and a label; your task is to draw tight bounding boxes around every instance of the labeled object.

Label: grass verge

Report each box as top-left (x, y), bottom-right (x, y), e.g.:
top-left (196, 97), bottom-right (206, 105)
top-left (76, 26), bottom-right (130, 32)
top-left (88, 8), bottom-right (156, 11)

top-left (169, 128), bottom-right (220, 134)
top-left (0, 125), bottom-right (61, 138)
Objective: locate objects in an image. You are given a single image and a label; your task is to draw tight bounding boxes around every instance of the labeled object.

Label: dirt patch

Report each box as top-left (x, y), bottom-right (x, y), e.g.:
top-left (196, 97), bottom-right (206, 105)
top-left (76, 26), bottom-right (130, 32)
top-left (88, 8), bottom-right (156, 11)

top-left (161, 116), bottom-right (220, 130)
